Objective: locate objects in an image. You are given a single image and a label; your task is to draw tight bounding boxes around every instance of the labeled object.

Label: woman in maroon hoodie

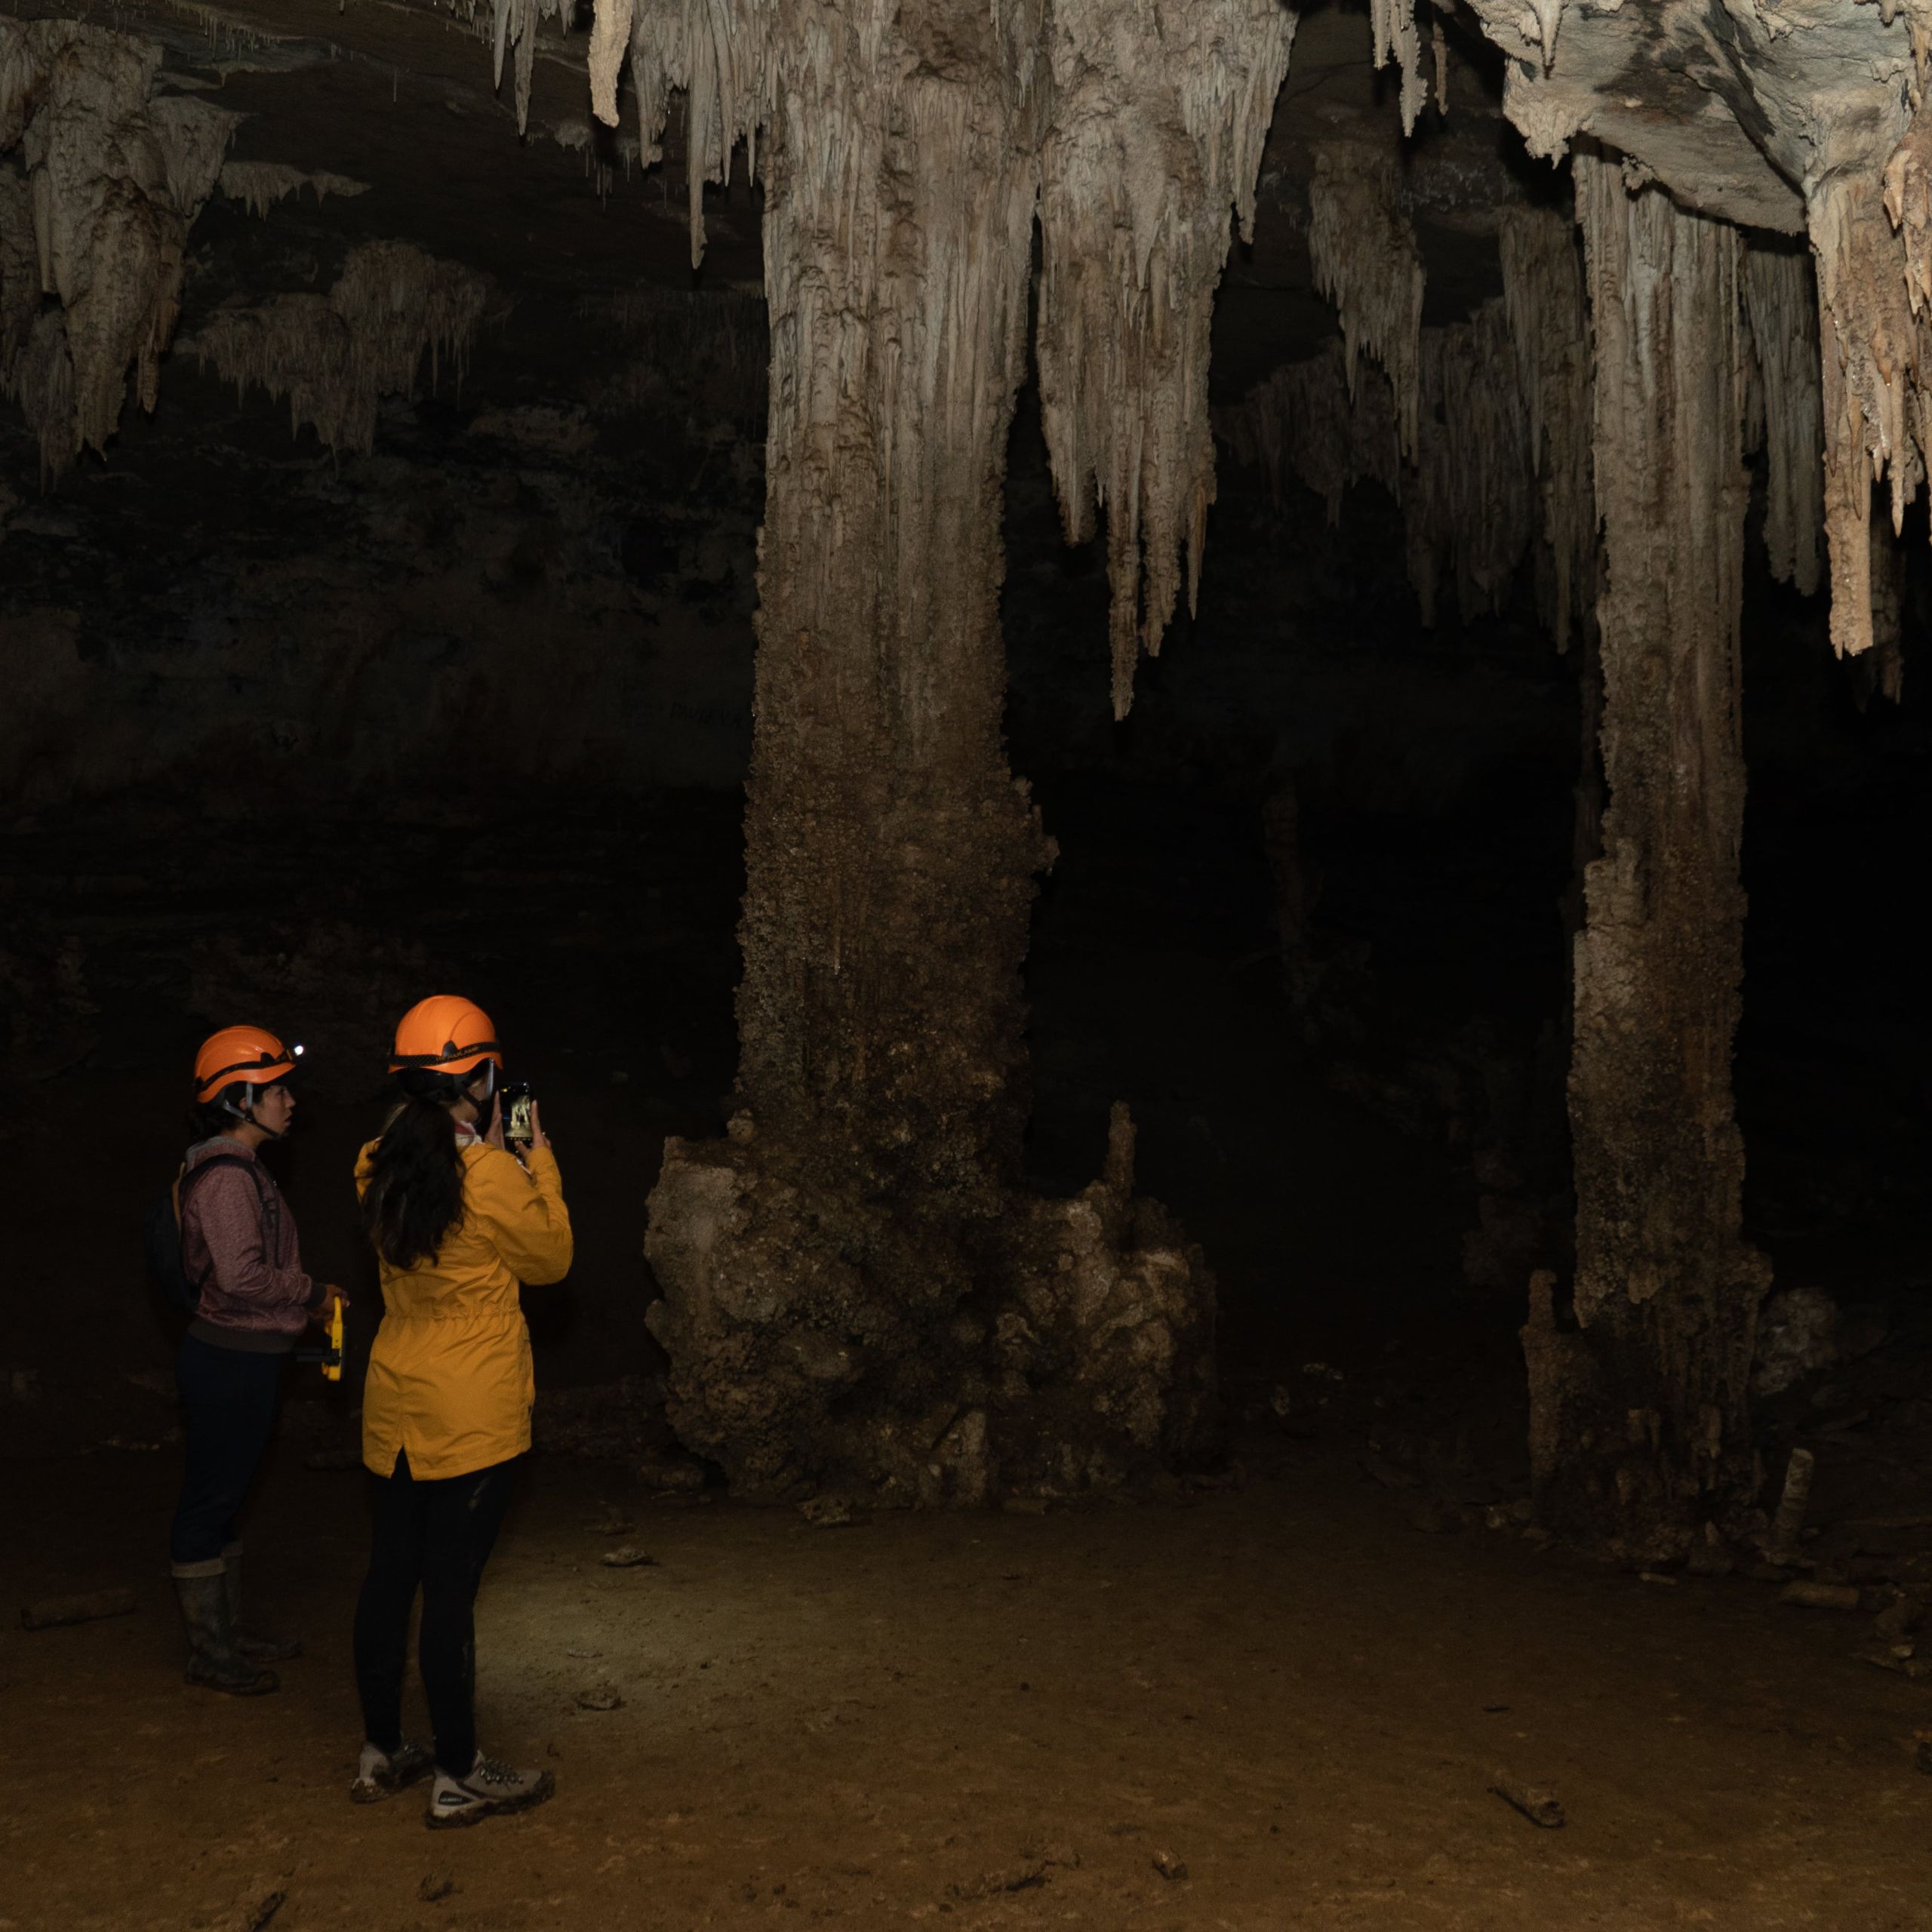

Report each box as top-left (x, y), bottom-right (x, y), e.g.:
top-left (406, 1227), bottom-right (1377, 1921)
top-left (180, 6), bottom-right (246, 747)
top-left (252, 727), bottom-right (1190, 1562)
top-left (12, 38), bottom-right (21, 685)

top-left (169, 1026), bottom-right (345, 1696)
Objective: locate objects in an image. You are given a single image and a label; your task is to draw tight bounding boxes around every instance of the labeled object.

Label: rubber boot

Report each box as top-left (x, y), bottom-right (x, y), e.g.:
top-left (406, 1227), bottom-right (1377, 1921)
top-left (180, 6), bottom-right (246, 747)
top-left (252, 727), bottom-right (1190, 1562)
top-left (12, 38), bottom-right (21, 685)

top-left (172, 1566), bottom-right (278, 1696)
top-left (221, 1542), bottom-right (302, 1663)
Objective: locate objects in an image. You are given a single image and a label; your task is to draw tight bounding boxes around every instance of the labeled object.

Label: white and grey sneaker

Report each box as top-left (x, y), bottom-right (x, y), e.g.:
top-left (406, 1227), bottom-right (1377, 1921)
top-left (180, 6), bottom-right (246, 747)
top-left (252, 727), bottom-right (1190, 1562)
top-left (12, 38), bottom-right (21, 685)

top-left (351, 1739), bottom-right (435, 1805)
top-left (425, 1752), bottom-right (555, 1829)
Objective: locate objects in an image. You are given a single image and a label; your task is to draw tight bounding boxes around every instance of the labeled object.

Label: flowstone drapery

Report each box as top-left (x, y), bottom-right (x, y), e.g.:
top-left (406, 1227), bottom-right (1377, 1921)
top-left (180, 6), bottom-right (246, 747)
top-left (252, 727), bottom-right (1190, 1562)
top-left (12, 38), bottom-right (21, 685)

top-left (1523, 156), bottom-right (1770, 1564)
top-left (583, 0), bottom-right (1291, 1503)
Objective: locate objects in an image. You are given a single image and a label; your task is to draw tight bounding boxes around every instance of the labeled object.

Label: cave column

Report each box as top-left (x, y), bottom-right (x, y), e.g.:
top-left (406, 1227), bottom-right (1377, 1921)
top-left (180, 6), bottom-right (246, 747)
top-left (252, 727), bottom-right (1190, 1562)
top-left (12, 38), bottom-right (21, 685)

top-left (641, 2), bottom-right (1073, 1503)
top-left (1524, 155), bottom-right (1770, 1561)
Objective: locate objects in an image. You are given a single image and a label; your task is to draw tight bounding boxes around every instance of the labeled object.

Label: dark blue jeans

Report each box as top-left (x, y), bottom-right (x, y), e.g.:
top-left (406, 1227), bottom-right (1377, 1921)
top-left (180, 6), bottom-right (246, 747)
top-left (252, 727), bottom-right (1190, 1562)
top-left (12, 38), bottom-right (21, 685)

top-left (170, 1334), bottom-right (286, 1567)
top-left (352, 1448), bottom-right (519, 1777)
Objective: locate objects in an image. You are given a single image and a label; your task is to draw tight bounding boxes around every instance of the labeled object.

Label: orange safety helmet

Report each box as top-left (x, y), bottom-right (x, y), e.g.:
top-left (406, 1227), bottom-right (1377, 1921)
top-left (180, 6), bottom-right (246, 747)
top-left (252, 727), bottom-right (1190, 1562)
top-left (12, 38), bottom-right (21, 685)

top-left (193, 1025), bottom-right (301, 1104)
top-left (389, 995), bottom-right (503, 1077)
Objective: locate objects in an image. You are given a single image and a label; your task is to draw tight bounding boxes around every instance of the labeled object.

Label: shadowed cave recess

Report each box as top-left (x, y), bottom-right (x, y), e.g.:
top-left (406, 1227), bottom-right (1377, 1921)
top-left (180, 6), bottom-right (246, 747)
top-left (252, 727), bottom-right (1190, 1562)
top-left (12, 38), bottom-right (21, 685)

top-left (6, 0), bottom-right (1932, 1915)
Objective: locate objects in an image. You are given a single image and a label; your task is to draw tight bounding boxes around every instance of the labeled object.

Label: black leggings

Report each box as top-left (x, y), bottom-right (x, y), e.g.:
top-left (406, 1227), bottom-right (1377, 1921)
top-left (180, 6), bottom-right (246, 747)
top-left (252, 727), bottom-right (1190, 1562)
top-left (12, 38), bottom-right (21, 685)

top-left (352, 1448), bottom-right (518, 1777)
top-left (170, 1334), bottom-right (285, 1567)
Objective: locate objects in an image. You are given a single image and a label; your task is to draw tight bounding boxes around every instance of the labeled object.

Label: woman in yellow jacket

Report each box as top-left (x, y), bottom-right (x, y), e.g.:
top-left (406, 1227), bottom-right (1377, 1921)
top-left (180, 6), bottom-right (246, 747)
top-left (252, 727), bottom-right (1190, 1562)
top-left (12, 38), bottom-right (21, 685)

top-left (349, 996), bottom-right (572, 1829)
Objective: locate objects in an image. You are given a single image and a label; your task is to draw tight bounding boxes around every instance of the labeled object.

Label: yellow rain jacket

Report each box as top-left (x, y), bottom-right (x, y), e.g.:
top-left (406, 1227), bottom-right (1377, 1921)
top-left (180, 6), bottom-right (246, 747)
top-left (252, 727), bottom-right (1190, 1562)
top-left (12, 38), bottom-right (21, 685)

top-left (355, 1140), bottom-right (573, 1481)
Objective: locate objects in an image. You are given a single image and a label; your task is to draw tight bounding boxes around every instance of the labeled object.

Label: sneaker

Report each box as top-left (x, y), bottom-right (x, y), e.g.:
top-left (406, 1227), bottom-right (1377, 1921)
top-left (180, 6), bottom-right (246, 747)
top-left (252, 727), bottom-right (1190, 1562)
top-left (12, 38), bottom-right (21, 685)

top-left (425, 1753), bottom-right (555, 1829)
top-left (351, 1739), bottom-right (435, 1805)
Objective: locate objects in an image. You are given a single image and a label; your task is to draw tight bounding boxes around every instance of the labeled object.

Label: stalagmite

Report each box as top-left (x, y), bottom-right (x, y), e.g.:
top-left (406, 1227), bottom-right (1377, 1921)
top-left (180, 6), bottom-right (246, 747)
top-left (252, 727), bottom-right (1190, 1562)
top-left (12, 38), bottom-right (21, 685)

top-left (188, 242), bottom-right (488, 455)
top-left (1742, 243), bottom-right (1824, 598)
top-left (1497, 204), bottom-right (1594, 649)
top-left (1306, 145), bottom-right (1425, 460)
top-left (1527, 153), bottom-right (1770, 1563)
top-left (0, 19), bottom-right (235, 477)
top-left (580, 0), bottom-right (1291, 1503)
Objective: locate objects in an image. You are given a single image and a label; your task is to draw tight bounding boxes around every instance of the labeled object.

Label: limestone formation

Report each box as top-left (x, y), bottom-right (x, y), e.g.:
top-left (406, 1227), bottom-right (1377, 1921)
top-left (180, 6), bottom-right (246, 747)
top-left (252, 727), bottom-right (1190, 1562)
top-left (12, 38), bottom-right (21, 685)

top-left (0, 18), bottom-right (235, 476)
top-left (1498, 205), bottom-right (1594, 651)
top-left (1524, 155), bottom-right (1770, 1564)
top-left (217, 161), bottom-right (368, 219)
top-left (1035, 0), bottom-right (1297, 718)
top-left (1306, 145), bottom-right (1424, 461)
top-left (584, 0), bottom-right (1287, 1503)
top-left (1224, 300), bottom-right (1541, 630)
top-left (189, 242), bottom-right (490, 456)
top-left (1741, 242), bottom-right (1825, 600)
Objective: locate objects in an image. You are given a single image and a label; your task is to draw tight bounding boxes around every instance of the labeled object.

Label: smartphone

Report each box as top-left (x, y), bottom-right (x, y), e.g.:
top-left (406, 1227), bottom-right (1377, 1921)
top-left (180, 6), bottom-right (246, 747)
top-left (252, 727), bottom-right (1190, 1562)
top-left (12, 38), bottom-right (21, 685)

top-left (501, 1081), bottom-right (535, 1146)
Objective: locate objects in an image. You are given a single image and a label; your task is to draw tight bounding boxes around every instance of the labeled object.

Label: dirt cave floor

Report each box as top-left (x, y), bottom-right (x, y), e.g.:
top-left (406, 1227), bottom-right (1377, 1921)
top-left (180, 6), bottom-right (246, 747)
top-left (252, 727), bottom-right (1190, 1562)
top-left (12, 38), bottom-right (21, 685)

top-left (5, 1436), bottom-right (1932, 1932)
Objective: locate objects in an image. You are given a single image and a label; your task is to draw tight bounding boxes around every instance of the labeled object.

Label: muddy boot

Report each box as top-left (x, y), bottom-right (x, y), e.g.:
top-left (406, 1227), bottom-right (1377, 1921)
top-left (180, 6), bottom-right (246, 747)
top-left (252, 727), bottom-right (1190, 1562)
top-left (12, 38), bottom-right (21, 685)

top-left (426, 1753), bottom-right (555, 1829)
top-left (221, 1542), bottom-right (302, 1663)
top-left (172, 1566), bottom-right (278, 1697)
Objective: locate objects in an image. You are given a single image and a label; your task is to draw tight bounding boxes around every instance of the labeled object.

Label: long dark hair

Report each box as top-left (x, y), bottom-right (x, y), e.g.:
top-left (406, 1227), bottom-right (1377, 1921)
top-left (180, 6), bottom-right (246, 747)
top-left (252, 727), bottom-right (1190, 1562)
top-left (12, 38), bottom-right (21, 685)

top-left (361, 1070), bottom-right (471, 1270)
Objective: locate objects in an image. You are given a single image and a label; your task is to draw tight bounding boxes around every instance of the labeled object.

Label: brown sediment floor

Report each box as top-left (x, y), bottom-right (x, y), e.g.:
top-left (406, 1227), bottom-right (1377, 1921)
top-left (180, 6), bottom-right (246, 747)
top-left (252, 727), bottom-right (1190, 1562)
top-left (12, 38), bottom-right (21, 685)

top-left (5, 1440), bottom-right (1929, 1932)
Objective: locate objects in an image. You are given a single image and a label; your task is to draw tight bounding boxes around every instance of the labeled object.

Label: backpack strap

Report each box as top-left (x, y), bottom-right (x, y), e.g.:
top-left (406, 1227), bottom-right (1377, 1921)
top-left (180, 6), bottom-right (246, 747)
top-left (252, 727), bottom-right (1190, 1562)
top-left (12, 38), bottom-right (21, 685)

top-left (176, 1152), bottom-right (276, 1291)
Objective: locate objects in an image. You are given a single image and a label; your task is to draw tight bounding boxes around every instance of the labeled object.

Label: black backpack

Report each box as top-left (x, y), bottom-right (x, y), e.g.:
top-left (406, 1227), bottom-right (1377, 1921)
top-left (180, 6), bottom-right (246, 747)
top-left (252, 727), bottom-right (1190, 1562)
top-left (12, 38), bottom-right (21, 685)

top-left (143, 1152), bottom-right (272, 1319)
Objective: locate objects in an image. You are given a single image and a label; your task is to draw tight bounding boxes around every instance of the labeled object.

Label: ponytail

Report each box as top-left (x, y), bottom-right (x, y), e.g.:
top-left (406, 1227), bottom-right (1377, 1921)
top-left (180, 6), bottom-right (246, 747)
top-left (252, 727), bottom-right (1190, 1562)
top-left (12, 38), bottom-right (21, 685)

top-left (361, 1070), bottom-right (469, 1269)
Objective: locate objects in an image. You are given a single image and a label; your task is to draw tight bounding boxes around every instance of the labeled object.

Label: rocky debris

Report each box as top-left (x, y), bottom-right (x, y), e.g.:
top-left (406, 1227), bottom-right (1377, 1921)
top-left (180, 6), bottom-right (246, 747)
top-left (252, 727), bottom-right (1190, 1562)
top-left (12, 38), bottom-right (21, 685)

top-left (1491, 1774), bottom-right (1564, 1829)
top-left (20, 1586), bottom-right (136, 1629)
top-left (798, 1497), bottom-right (861, 1529)
top-left (417, 1872), bottom-right (457, 1904)
top-left (598, 1546), bottom-right (654, 1569)
top-left (1151, 1850), bottom-right (1189, 1881)
top-left (574, 1683), bottom-right (623, 1712)
top-left (1755, 1288), bottom-right (1841, 1400)
top-left (648, 1108), bottom-right (1217, 1506)
top-left (1779, 1580), bottom-right (1862, 1611)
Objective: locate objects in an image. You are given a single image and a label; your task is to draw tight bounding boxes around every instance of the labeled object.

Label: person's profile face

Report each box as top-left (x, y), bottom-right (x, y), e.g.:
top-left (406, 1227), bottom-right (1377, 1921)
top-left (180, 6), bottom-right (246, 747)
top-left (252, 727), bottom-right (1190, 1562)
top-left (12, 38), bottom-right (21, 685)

top-left (252, 1082), bottom-right (296, 1134)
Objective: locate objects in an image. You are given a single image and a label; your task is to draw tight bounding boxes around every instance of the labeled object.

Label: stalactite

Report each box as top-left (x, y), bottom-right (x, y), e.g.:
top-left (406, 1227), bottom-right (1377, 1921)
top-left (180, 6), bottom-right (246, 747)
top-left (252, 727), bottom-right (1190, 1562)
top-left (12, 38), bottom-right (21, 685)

top-left (1367, 0), bottom-right (1427, 136)
top-left (1529, 153), bottom-right (1769, 1564)
top-left (1741, 242), bottom-right (1825, 598)
top-left (1498, 204), bottom-right (1594, 650)
top-left (591, 2), bottom-right (1290, 716)
top-left (1224, 337), bottom-right (1400, 524)
top-left (1404, 301), bottom-right (1534, 626)
top-left (1865, 503), bottom-right (1909, 703)
top-left (188, 242), bottom-right (488, 455)
top-left (460, 0), bottom-right (568, 134)
top-left (1306, 146), bottom-right (1425, 461)
top-left (1035, 0), bottom-right (1297, 719)
top-left (1223, 301), bottom-right (1535, 630)
top-left (0, 19), bottom-right (235, 477)
top-left (217, 162), bottom-right (368, 219)
top-left (1805, 168), bottom-right (1918, 661)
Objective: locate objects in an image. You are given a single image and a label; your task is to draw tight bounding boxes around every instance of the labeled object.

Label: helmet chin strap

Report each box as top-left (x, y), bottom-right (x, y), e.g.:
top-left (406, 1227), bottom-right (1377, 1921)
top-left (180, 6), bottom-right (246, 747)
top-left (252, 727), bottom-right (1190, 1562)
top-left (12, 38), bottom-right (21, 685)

top-left (222, 1091), bottom-right (286, 1140)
